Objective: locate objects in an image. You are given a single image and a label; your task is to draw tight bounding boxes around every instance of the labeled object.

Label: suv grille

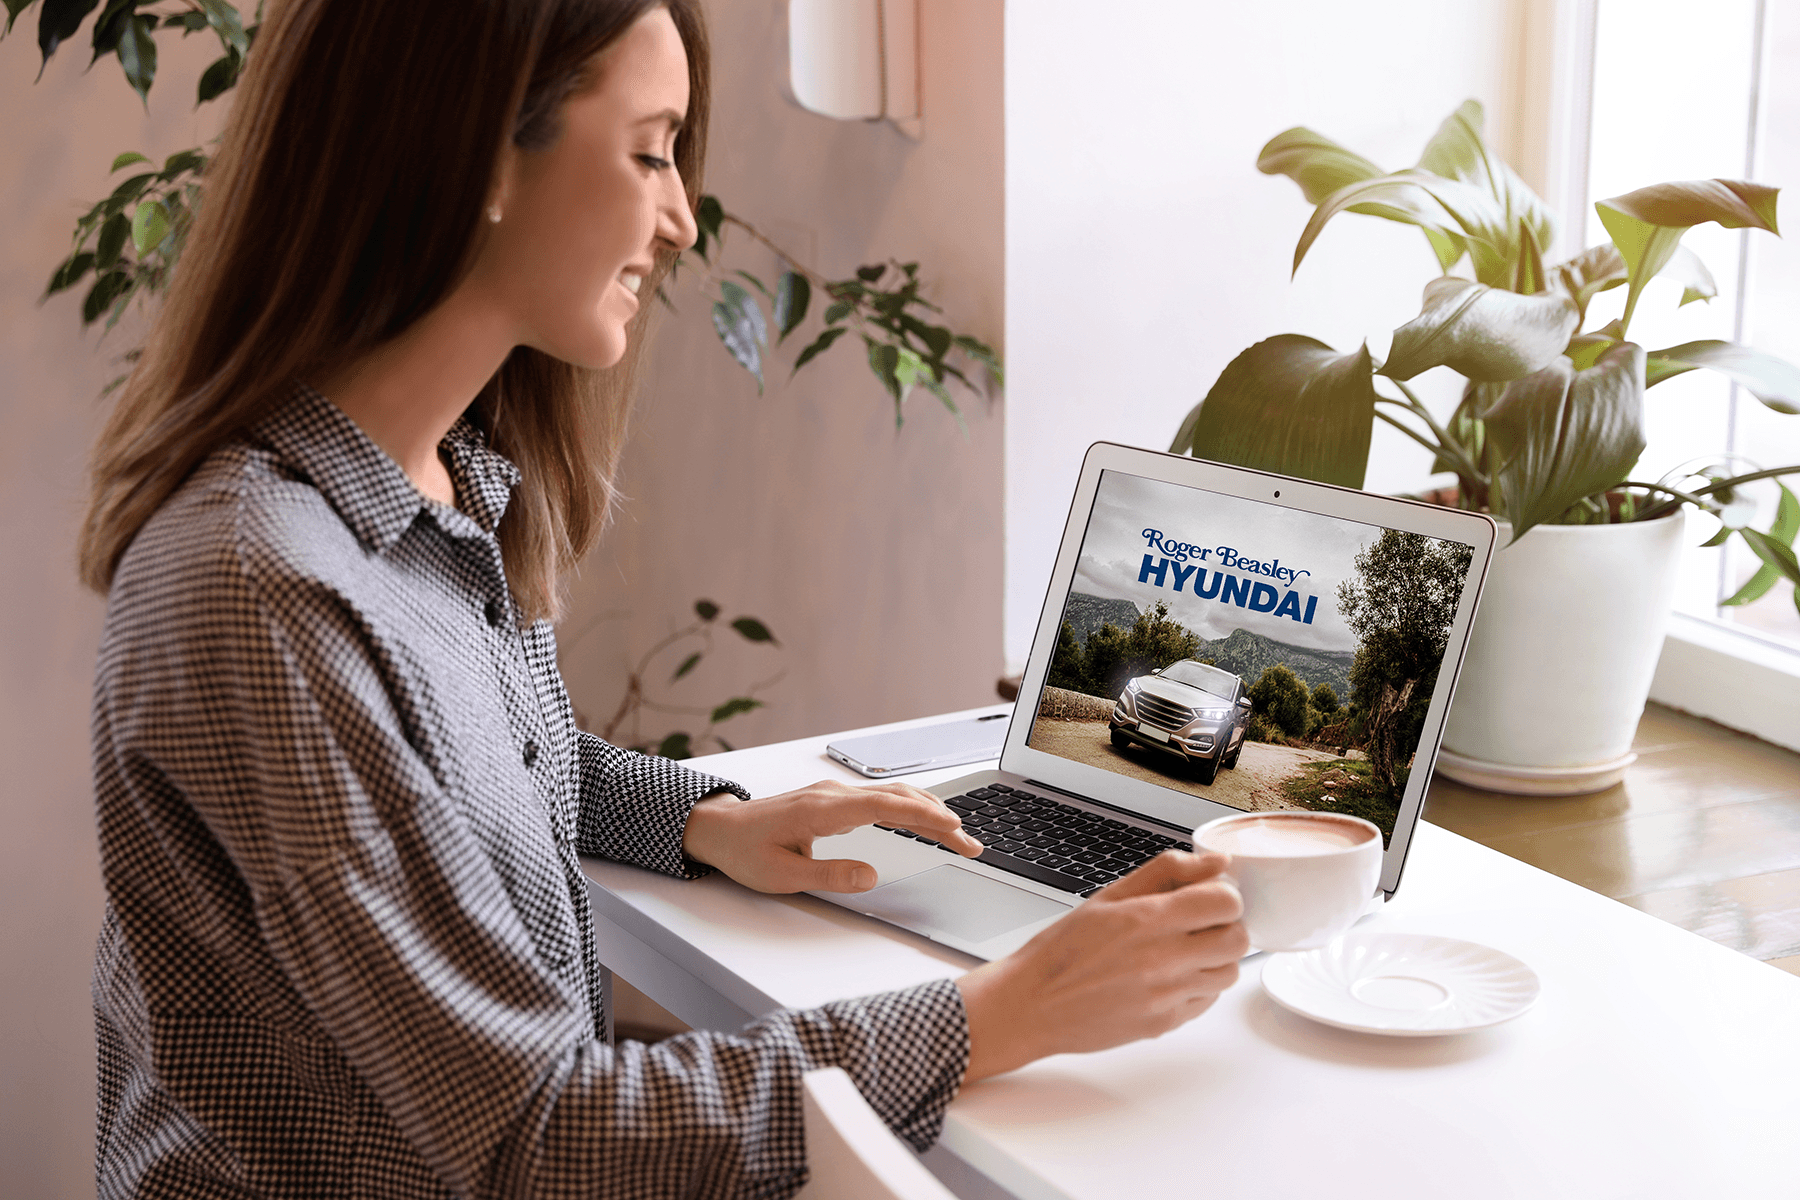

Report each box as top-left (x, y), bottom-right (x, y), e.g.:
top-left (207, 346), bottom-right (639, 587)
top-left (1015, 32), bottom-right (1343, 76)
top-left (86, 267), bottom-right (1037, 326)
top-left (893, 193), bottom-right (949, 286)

top-left (1135, 691), bottom-right (1195, 731)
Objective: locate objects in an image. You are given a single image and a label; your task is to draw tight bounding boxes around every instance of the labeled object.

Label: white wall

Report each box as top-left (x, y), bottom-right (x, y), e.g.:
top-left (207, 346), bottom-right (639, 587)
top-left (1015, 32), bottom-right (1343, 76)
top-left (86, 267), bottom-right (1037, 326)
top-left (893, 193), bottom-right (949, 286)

top-left (1004, 0), bottom-right (1532, 668)
top-left (0, 29), bottom-right (227, 1197)
top-left (557, 0), bottom-right (1006, 752)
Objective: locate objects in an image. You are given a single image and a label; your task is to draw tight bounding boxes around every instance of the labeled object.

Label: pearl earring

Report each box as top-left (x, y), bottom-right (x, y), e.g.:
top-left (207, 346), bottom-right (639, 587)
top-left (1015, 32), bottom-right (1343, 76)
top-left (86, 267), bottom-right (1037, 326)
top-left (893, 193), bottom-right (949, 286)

top-left (486, 204), bottom-right (502, 224)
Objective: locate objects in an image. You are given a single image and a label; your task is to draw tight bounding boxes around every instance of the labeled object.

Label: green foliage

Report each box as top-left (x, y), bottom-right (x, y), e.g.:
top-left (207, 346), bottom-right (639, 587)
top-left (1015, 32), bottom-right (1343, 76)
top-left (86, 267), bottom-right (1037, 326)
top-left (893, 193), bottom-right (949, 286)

top-left (1338, 530), bottom-right (1471, 789)
top-left (1246, 664), bottom-right (1313, 739)
top-left (1174, 97), bottom-right (1800, 611)
top-left (12, 0), bottom-right (258, 340)
top-left (1045, 620), bottom-right (1085, 692)
top-left (1243, 712), bottom-right (1279, 744)
top-left (602, 600), bottom-right (784, 760)
top-left (1044, 601), bottom-right (1201, 699)
top-left (1279, 758), bottom-right (1402, 840)
top-left (682, 213), bottom-right (1002, 429)
top-left (1311, 682), bottom-right (1340, 715)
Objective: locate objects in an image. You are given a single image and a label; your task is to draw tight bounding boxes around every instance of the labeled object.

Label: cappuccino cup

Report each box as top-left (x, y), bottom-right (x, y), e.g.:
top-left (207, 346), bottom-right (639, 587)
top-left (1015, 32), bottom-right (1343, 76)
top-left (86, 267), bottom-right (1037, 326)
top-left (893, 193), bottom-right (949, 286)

top-left (1194, 811), bottom-right (1382, 952)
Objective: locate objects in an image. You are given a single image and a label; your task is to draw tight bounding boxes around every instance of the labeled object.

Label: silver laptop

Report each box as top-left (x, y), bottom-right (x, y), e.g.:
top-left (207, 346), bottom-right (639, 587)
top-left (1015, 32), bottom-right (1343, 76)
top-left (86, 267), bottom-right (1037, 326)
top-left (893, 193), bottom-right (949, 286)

top-left (808, 442), bottom-right (1496, 960)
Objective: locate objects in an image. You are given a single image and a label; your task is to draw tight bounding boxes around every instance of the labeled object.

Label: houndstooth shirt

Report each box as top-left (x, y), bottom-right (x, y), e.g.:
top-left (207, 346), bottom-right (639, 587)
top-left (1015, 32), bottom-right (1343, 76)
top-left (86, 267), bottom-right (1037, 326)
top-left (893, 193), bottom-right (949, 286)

top-left (90, 383), bottom-right (969, 1199)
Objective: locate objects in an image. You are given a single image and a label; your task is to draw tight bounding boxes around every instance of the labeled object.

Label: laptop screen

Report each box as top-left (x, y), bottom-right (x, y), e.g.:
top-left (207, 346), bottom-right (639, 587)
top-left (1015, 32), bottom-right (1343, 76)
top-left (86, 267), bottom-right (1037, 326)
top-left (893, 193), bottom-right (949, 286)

top-left (1022, 468), bottom-right (1478, 845)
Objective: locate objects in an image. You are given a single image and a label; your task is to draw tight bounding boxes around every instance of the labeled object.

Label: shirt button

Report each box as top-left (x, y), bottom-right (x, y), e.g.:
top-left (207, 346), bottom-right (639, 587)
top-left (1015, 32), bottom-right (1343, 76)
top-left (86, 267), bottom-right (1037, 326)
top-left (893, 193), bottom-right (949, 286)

top-left (523, 741), bottom-right (539, 769)
top-left (484, 599), bottom-right (505, 627)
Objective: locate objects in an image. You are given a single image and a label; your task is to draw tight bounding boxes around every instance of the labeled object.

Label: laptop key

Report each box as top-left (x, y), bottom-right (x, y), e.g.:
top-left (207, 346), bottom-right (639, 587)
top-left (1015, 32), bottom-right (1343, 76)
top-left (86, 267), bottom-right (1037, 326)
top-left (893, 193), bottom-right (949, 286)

top-left (1015, 847), bottom-right (1047, 861)
top-left (976, 848), bottom-right (1091, 895)
top-left (969, 788), bottom-right (997, 800)
top-left (993, 839), bottom-right (1024, 853)
top-left (1040, 854), bottom-right (1071, 869)
top-left (988, 784), bottom-right (1013, 792)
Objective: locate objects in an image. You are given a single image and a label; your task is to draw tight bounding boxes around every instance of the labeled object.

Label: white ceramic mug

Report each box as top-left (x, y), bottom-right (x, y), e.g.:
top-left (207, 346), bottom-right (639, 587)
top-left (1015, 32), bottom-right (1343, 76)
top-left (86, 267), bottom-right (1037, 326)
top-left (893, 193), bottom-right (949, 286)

top-left (1193, 811), bottom-right (1383, 952)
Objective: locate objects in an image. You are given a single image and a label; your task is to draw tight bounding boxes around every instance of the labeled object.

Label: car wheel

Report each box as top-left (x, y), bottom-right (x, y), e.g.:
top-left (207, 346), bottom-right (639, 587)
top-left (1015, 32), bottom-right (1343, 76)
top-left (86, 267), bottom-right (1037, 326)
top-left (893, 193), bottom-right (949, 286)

top-left (1192, 754), bottom-right (1220, 785)
top-left (1110, 730), bottom-right (1132, 751)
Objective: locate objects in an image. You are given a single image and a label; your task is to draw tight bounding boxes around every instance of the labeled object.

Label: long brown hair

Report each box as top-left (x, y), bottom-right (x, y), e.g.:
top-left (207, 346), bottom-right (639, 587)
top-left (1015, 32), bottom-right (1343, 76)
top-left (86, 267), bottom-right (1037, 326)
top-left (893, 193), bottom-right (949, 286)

top-left (78, 0), bottom-right (710, 622)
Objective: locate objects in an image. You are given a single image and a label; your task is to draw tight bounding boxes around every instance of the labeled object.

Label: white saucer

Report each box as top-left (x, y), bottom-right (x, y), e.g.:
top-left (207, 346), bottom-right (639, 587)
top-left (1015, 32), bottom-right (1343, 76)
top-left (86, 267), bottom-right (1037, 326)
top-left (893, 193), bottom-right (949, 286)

top-left (1261, 932), bottom-right (1540, 1036)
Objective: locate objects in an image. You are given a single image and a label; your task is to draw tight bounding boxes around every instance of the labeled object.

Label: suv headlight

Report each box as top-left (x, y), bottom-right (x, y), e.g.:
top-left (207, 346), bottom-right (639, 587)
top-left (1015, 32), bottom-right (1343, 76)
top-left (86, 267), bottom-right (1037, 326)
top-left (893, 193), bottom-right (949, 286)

top-left (1196, 707), bottom-right (1230, 720)
top-left (1125, 678), bottom-right (1142, 694)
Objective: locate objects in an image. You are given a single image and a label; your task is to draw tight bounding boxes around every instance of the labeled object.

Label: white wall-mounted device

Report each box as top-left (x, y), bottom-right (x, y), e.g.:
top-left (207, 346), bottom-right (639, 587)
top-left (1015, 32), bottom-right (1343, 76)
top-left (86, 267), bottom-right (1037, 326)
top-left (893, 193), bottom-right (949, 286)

top-left (787, 0), bottom-right (920, 136)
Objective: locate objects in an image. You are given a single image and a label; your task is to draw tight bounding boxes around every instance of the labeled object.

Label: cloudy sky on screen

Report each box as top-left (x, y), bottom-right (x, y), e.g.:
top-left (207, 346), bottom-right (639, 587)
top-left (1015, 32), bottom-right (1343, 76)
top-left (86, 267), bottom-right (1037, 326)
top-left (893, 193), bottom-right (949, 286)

top-left (1067, 471), bottom-right (1384, 655)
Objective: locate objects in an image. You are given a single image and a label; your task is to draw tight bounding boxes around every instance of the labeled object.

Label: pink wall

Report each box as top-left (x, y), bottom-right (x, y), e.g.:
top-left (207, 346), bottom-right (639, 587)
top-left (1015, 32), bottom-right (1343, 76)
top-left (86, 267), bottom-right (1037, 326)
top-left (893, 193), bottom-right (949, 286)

top-left (0, 25), bottom-right (228, 1196)
top-left (556, 0), bottom-right (1006, 757)
top-left (0, 2), bottom-right (1003, 1191)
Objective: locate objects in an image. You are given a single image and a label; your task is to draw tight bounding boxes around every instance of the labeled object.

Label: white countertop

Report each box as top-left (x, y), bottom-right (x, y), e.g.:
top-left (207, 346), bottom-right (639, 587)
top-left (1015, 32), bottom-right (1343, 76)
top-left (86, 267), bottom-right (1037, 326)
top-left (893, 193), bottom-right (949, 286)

top-left (582, 706), bottom-right (1800, 1199)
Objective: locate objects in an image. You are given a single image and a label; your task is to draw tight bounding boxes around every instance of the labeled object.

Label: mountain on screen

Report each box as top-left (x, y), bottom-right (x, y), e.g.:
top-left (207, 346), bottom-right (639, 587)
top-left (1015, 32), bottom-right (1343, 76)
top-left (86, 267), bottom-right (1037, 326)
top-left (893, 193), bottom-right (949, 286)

top-left (1195, 628), bottom-right (1355, 697)
top-left (1061, 592), bottom-right (1142, 645)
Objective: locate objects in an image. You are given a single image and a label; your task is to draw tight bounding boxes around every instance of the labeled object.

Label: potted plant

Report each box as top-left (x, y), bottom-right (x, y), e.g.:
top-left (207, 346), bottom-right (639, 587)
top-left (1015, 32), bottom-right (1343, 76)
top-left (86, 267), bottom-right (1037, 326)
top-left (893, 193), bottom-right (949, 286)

top-left (1170, 100), bottom-right (1800, 794)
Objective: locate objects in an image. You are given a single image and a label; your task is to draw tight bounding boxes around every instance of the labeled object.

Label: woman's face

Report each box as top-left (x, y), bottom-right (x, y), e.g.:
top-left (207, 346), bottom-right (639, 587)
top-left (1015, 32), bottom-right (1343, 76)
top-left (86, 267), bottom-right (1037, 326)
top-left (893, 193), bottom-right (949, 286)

top-left (475, 6), bottom-right (697, 369)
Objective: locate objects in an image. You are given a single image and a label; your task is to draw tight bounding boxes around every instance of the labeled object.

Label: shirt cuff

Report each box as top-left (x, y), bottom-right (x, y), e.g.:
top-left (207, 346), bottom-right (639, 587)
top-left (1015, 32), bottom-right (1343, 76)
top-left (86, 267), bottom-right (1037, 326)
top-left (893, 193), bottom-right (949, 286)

top-left (799, 977), bottom-right (971, 1152)
top-left (575, 733), bottom-right (750, 879)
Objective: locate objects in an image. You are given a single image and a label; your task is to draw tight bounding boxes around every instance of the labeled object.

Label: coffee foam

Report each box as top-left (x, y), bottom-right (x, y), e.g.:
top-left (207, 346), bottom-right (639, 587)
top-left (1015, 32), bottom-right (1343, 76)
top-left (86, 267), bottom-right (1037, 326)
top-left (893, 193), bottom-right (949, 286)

top-left (1198, 814), bottom-right (1372, 857)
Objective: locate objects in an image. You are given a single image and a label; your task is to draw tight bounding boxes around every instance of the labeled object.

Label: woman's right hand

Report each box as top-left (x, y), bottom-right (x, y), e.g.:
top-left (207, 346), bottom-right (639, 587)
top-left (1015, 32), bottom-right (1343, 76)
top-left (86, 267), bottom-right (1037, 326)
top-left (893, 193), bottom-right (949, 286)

top-left (955, 850), bottom-right (1247, 1083)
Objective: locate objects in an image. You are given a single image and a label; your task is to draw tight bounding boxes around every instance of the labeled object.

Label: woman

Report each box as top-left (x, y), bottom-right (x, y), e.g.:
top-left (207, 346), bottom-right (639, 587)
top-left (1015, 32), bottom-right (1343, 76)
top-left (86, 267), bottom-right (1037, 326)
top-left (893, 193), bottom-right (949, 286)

top-left (79, 1), bottom-right (1248, 1196)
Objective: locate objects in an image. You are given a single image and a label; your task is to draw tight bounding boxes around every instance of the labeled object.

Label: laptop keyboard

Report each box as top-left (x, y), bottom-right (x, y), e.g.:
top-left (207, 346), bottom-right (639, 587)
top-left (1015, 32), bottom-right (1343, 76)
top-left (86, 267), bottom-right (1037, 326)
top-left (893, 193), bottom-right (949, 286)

top-left (886, 784), bottom-right (1193, 898)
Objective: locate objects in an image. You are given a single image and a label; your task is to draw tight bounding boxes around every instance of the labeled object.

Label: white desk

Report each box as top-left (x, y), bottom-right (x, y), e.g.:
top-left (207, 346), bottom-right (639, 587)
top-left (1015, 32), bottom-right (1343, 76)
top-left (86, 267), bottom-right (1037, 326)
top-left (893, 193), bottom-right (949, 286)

top-left (581, 706), bottom-right (1800, 1200)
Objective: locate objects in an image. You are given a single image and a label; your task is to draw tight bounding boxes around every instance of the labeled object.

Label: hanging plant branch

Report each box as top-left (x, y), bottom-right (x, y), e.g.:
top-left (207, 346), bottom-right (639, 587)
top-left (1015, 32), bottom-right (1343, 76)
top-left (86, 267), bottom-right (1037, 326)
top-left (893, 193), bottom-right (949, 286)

top-left (679, 198), bottom-right (1003, 429)
top-left (597, 598), bottom-right (784, 760)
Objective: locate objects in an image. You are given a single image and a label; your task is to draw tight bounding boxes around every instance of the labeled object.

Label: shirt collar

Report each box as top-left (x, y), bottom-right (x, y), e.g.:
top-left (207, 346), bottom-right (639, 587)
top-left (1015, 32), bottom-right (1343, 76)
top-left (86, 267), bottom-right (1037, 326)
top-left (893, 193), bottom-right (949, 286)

top-left (253, 382), bottom-right (521, 555)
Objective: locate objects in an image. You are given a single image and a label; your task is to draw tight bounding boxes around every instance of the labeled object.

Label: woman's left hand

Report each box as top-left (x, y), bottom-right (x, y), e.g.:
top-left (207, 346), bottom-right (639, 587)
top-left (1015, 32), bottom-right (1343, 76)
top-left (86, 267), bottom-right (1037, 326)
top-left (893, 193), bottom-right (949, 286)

top-left (681, 779), bottom-right (982, 893)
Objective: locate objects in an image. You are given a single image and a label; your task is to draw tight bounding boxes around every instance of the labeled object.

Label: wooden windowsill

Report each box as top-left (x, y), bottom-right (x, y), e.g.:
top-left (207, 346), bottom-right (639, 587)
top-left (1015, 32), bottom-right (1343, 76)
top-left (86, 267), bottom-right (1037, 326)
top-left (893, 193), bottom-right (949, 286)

top-left (1425, 702), bottom-right (1800, 976)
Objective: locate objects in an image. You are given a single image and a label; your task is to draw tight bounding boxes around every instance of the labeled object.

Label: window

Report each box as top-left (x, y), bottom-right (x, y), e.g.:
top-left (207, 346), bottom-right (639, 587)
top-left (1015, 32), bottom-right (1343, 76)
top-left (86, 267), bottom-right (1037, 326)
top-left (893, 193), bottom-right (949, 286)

top-left (1586, 0), bottom-right (1800, 649)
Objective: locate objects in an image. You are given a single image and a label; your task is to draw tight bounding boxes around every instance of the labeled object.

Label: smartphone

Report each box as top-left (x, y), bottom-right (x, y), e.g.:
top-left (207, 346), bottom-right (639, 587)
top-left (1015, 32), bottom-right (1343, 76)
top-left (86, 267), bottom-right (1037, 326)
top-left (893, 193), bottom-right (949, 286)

top-left (826, 712), bottom-right (1011, 778)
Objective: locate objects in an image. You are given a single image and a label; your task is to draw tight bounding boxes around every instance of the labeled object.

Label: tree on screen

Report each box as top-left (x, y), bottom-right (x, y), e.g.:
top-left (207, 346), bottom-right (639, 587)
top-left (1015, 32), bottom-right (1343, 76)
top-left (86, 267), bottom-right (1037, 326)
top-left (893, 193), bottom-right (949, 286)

top-left (1338, 531), bottom-right (1473, 792)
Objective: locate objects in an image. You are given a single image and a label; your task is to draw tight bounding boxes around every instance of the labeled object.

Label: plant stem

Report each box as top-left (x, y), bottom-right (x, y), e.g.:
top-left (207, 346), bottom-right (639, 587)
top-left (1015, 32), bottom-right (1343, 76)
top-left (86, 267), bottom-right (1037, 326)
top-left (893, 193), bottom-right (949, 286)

top-left (1632, 465), bottom-right (1800, 522)
top-left (720, 212), bottom-right (830, 290)
top-left (1373, 408), bottom-right (1448, 459)
top-left (1376, 384), bottom-right (1488, 487)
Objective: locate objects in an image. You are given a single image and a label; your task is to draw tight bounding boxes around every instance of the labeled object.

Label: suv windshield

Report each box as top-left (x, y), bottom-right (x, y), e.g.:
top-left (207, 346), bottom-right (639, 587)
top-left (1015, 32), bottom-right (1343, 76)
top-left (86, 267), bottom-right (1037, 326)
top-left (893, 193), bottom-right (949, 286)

top-left (1159, 660), bottom-right (1238, 700)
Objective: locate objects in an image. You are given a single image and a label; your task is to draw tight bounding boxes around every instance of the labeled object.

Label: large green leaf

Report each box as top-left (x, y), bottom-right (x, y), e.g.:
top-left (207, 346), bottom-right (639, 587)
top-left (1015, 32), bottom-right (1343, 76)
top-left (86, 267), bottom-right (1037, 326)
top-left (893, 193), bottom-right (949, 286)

top-left (130, 198), bottom-right (168, 254)
top-left (1381, 276), bottom-right (1578, 383)
top-left (1723, 483), bottom-right (1799, 606)
top-left (88, 0), bottom-right (134, 62)
top-left (115, 11), bottom-right (154, 102)
top-left (1486, 342), bottom-right (1646, 538)
top-left (1596, 179), bottom-right (1780, 333)
top-left (1415, 99), bottom-right (1557, 267)
top-left (1740, 529), bottom-right (1800, 595)
top-left (38, 0), bottom-right (99, 64)
top-left (1552, 243), bottom-right (1627, 322)
top-left (1661, 245), bottom-right (1717, 306)
top-left (1256, 127), bottom-right (1387, 206)
top-left (1598, 179), bottom-right (1779, 233)
top-left (194, 0), bottom-right (245, 57)
top-left (1172, 335), bottom-right (1378, 489)
top-left (772, 270), bottom-right (808, 342)
top-left (711, 280), bottom-right (766, 391)
top-left (1292, 170), bottom-right (1491, 277)
top-left (1642, 340), bottom-right (1800, 415)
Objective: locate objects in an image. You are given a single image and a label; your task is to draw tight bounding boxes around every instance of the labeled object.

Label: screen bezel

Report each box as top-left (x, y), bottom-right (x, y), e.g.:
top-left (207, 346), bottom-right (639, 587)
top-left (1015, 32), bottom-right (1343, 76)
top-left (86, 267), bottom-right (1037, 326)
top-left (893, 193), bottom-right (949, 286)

top-left (1000, 441), bottom-right (1497, 898)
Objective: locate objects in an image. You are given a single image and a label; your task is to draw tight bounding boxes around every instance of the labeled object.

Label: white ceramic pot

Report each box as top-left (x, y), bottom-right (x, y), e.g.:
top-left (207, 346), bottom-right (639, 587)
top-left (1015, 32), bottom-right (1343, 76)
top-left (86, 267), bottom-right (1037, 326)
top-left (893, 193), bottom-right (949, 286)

top-left (1437, 513), bottom-right (1685, 795)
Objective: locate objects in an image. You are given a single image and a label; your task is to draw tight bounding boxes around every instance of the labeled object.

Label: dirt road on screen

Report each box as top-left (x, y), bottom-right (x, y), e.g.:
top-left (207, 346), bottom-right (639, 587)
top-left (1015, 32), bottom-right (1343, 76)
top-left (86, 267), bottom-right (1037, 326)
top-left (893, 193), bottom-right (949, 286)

top-left (1026, 718), bottom-right (1337, 810)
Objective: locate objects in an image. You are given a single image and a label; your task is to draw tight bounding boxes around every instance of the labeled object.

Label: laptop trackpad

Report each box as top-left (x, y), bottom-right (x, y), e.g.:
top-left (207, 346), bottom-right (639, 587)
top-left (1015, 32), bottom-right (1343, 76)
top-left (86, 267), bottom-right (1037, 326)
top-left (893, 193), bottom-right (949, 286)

top-left (850, 865), bottom-right (1074, 944)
